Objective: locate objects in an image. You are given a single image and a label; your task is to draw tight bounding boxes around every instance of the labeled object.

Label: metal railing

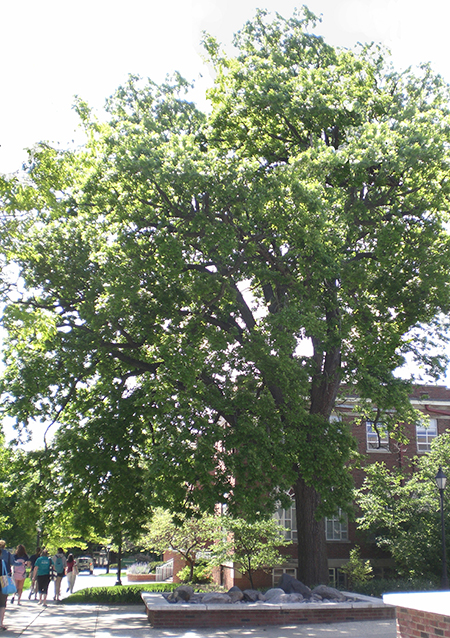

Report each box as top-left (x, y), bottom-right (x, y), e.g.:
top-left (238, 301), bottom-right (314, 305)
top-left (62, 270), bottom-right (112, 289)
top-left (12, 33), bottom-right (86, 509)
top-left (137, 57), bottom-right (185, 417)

top-left (156, 558), bottom-right (174, 581)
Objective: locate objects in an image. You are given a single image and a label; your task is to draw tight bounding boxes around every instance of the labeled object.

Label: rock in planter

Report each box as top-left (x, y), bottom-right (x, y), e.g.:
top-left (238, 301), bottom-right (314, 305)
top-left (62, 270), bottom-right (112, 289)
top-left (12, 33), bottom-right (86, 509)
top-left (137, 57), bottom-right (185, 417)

top-left (243, 589), bottom-right (265, 602)
top-left (311, 585), bottom-right (346, 602)
top-left (202, 592), bottom-right (232, 604)
top-left (277, 573), bottom-right (312, 597)
top-left (264, 588), bottom-right (286, 601)
top-left (227, 587), bottom-right (244, 603)
top-left (169, 585), bottom-right (194, 602)
top-left (265, 592), bottom-right (304, 604)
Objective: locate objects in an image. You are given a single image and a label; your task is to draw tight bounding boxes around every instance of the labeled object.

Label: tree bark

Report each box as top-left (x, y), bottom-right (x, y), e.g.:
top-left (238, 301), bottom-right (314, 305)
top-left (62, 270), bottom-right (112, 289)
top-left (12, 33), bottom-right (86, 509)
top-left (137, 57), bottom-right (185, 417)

top-left (293, 330), bottom-right (341, 587)
top-left (293, 476), bottom-right (328, 586)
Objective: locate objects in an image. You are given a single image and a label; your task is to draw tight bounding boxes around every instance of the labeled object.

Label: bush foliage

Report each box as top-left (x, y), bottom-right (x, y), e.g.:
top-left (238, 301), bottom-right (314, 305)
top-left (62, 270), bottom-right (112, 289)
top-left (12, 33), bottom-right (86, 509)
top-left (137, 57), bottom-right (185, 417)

top-left (351, 578), bottom-right (440, 599)
top-left (63, 583), bottom-right (179, 605)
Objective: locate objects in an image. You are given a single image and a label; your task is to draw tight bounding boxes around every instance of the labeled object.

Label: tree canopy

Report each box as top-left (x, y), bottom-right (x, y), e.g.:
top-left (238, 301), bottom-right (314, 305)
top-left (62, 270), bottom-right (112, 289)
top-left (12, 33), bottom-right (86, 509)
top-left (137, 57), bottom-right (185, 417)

top-left (1, 8), bottom-right (450, 584)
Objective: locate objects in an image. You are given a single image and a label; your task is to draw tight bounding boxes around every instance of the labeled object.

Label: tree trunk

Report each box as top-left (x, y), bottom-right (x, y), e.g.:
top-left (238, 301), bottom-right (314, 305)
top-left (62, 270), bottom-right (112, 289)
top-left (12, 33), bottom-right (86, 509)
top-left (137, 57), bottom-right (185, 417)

top-left (293, 475), bottom-right (328, 587)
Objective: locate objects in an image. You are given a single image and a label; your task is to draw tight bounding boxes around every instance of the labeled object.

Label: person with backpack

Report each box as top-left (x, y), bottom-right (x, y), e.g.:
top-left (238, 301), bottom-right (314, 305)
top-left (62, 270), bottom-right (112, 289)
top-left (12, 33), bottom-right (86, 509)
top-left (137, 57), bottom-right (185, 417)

top-left (0, 540), bottom-right (15, 579)
top-left (33, 548), bottom-right (52, 606)
top-left (51, 549), bottom-right (67, 602)
top-left (11, 544), bottom-right (29, 605)
top-left (65, 553), bottom-right (78, 594)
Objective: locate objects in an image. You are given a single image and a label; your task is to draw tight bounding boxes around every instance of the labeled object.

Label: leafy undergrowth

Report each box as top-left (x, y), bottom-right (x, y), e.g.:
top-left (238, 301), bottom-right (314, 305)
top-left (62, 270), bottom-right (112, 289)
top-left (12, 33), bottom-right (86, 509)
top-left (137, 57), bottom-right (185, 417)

top-left (63, 583), bottom-right (220, 605)
top-left (351, 577), bottom-right (440, 599)
top-left (64, 583), bottom-right (179, 605)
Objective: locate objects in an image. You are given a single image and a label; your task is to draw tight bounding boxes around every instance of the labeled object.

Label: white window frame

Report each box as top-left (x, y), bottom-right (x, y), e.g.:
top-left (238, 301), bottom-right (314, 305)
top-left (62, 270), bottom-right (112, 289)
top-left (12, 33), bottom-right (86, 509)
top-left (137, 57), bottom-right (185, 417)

top-left (273, 500), bottom-right (297, 541)
top-left (366, 421), bottom-right (389, 451)
top-left (416, 418), bottom-right (438, 453)
top-left (273, 567), bottom-right (297, 587)
top-left (325, 508), bottom-right (348, 541)
top-left (329, 567), bottom-right (346, 588)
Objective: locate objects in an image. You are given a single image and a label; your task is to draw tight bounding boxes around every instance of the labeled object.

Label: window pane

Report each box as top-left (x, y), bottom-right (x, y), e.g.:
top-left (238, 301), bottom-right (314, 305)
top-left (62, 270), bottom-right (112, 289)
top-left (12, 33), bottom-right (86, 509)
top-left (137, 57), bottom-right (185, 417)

top-left (325, 509), bottom-right (348, 541)
top-left (416, 418), bottom-right (437, 453)
top-left (366, 422), bottom-right (389, 450)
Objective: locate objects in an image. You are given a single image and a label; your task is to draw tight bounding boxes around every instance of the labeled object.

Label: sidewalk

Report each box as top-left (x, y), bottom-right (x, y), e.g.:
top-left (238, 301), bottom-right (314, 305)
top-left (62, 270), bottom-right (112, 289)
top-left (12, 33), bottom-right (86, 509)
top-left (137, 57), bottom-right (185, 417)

top-left (3, 598), bottom-right (397, 637)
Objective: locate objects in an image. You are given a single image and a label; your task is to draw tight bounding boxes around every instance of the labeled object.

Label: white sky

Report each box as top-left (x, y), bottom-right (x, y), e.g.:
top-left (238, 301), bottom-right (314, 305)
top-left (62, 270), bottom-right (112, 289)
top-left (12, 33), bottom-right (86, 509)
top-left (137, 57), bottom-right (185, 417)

top-left (2, 0), bottom-right (450, 174)
top-left (2, 0), bottom-right (450, 444)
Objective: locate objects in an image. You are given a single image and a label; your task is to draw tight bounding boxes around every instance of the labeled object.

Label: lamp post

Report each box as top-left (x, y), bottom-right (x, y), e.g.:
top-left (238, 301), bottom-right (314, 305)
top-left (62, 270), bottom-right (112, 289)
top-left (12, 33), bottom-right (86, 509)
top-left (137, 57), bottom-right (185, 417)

top-left (435, 467), bottom-right (449, 589)
top-left (115, 541), bottom-right (122, 587)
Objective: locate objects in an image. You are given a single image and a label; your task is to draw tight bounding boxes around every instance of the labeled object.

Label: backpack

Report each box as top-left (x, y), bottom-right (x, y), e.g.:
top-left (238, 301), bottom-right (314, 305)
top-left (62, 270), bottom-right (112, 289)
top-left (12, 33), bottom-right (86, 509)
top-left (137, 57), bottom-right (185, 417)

top-left (54, 554), bottom-right (64, 575)
top-left (14, 558), bottom-right (26, 579)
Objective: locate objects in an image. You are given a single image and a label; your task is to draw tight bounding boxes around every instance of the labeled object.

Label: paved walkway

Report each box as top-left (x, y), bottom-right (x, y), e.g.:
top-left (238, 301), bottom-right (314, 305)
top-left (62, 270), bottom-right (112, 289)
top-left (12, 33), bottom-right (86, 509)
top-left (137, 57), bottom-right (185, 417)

top-left (2, 599), bottom-right (397, 637)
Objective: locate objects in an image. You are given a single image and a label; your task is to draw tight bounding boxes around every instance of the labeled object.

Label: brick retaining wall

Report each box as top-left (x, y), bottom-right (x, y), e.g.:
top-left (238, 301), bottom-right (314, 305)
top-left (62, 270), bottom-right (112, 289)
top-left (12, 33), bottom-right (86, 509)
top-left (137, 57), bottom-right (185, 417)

top-left (126, 573), bottom-right (156, 582)
top-left (142, 593), bottom-right (395, 629)
top-left (396, 605), bottom-right (450, 638)
top-left (383, 592), bottom-right (450, 638)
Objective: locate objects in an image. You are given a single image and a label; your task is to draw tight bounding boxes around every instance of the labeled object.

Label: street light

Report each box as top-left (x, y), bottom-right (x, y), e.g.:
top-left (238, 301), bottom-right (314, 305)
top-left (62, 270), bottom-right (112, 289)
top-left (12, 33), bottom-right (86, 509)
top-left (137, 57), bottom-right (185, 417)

top-left (435, 467), bottom-right (449, 589)
top-left (115, 542), bottom-right (122, 587)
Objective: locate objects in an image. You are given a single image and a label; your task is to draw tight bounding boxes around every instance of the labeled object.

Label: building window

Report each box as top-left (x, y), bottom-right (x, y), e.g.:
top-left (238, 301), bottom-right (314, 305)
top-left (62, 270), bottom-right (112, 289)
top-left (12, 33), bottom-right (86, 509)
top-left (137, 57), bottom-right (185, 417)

top-left (328, 567), bottom-right (346, 588)
top-left (416, 418), bottom-right (438, 453)
top-left (366, 422), bottom-right (389, 451)
top-left (273, 567), bottom-right (297, 587)
top-left (325, 509), bottom-right (348, 541)
top-left (274, 501), bottom-right (297, 541)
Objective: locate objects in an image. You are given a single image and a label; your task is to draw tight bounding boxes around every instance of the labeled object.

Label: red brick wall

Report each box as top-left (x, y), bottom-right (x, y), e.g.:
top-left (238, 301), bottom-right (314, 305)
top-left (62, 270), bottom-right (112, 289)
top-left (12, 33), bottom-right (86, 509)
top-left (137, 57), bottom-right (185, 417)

top-left (396, 606), bottom-right (450, 638)
top-left (146, 604), bottom-right (395, 628)
top-left (163, 550), bottom-right (186, 584)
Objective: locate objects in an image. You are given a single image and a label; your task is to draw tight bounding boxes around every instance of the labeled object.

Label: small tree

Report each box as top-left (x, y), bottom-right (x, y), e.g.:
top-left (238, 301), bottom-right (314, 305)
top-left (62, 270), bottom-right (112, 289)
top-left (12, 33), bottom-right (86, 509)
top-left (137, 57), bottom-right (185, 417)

top-left (340, 546), bottom-right (373, 589)
top-left (142, 508), bottom-right (217, 582)
top-left (213, 517), bottom-right (291, 589)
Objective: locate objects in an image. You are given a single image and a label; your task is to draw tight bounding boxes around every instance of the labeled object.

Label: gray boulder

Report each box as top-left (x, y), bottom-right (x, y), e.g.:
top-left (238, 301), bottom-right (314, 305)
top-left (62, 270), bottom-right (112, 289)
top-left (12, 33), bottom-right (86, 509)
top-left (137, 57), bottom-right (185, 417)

top-left (202, 592), bottom-right (232, 604)
top-left (171, 585), bottom-right (194, 602)
top-left (264, 588), bottom-right (286, 601)
top-left (266, 592), bottom-right (304, 604)
top-left (283, 593), bottom-right (304, 603)
top-left (277, 573), bottom-right (312, 597)
top-left (311, 585), bottom-right (346, 601)
top-left (189, 593), bottom-right (207, 604)
top-left (227, 587), bottom-right (244, 603)
top-left (243, 589), bottom-right (265, 602)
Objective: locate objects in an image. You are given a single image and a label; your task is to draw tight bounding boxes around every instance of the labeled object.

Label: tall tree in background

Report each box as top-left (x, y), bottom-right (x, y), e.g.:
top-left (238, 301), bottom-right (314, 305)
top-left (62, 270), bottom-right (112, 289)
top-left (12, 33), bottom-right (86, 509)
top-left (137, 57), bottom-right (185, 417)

top-left (356, 432), bottom-right (450, 579)
top-left (1, 9), bottom-right (450, 584)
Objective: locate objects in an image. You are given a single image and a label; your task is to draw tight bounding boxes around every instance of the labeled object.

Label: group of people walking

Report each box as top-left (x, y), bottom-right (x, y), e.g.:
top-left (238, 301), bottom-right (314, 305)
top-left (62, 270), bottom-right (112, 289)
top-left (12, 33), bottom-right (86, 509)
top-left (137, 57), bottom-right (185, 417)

top-left (1, 540), bottom-right (78, 630)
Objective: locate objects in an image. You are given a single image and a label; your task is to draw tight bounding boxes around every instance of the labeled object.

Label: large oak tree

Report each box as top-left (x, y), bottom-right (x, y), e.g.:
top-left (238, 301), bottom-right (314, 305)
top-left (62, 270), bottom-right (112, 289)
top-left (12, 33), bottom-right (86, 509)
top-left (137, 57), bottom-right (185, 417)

top-left (2, 9), bottom-right (450, 585)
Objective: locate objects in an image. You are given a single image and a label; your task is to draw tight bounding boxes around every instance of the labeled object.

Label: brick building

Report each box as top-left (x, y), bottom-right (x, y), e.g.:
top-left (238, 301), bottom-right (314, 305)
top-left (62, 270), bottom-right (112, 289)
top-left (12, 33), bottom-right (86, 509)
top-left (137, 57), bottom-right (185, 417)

top-left (271, 384), bottom-right (450, 589)
top-left (166, 384), bottom-right (450, 588)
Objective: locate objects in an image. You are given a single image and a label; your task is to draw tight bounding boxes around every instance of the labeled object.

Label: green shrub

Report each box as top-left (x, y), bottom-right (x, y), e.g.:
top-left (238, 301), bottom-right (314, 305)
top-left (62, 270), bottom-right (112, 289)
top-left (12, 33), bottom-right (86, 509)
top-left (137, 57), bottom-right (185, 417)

top-left (63, 583), bottom-right (180, 605)
top-left (340, 546), bottom-right (373, 589)
top-left (176, 560), bottom-right (213, 584)
top-left (352, 577), bottom-right (440, 598)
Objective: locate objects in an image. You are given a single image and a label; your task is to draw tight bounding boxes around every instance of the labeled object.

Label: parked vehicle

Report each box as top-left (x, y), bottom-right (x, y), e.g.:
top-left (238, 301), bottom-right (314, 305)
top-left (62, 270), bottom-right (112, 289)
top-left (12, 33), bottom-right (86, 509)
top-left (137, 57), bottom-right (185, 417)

top-left (76, 556), bottom-right (94, 574)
